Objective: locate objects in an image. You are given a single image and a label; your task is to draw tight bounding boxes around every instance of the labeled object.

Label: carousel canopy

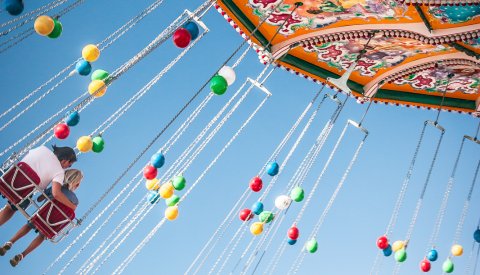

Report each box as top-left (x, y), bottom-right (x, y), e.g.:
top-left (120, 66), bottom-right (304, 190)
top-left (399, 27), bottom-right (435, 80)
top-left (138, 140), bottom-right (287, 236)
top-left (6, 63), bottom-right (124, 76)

top-left (216, 0), bottom-right (480, 114)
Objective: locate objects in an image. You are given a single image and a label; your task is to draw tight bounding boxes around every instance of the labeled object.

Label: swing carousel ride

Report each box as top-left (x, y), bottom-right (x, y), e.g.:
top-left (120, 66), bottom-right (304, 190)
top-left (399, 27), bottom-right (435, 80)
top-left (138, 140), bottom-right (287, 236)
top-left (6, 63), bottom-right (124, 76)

top-left (0, 0), bottom-right (479, 274)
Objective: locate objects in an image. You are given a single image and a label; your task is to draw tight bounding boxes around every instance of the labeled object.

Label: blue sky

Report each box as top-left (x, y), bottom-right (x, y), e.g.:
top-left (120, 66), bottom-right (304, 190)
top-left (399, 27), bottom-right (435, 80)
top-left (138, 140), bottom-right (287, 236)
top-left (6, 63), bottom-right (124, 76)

top-left (0, 0), bottom-right (479, 274)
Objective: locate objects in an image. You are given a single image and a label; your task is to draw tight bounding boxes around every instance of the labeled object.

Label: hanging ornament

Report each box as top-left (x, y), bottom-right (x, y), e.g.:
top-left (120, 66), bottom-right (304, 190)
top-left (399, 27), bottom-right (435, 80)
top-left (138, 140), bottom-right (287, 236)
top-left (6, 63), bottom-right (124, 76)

top-left (88, 80), bottom-right (107, 98)
top-left (145, 178), bottom-right (160, 191)
top-left (150, 152), bottom-right (165, 169)
top-left (474, 228), bottom-right (480, 243)
top-left (376, 236), bottom-right (389, 250)
top-left (76, 136), bottom-right (93, 152)
top-left (252, 201), bottom-right (264, 215)
top-left (250, 222), bottom-right (264, 236)
top-left (287, 238), bottom-right (297, 245)
top-left (91, 69), bottom-right (110, 82)
top-left (392, 240), bottom-right (405, 252)
top-left (172, 28), bottom-right (191, 48)
top-left (147, 190), bottom-right (160, 204)
top-left (75, 60), bottom-right (92, 76)
top-left (239, 209), bottom-right (253, 221)
top-left (394, 248), bottom-right (407, 262)
top-left (266, 161), bottom-right (279, 176)
top-left (288, 226), bottom-right (299, 240)
top-left (249, 176), bottom-right (263, 192)
top-left (383, 245), bottom-right (392, 257)
top-left (442, 259), bottom-right (454, 273)
top-left (210, 75), bottom-right (228, 95)
top-left (159, 181), bottom-right (174, 199)
top-left (47, 18), bottom-right (62, 39)
top-left (34, 15), bottom-right (55, 36)
top-left (259, 211), bottom-right (274, 223)
top-left (290, 186), bottom-right (305, 202)
top-left (165, 206), bottom-right (179, 221)
top-left (91, 136), bottom-right (105, 153)
top-left (183, 21), bottom-right (199, 40)
top-left (65, 111), bottom-right (80, 126)
top-left (420, 259), bottom-right (431, 272)
top-left (218, 66), bottom-right (236, 86)
top-left (274, 195), bottom-right (291, 210)
top-left (82, 44), bottom-right (100, 62)
top-left (451, 244), bottom-right (463, 256)
top-left (143, 165), bottom-right (157, 180)
top-left (165, 194), bottom-right (180, 207)
top-left (305, 239), bottom-right (318, 253)
top-left (172, 175), bottom-right (186, 191)
top-left (4, 0), bottom-right (24, 16)
top-left (53, 123), bottom-right (70, 139)
top-left (427, 249), bottom-right (438, 261)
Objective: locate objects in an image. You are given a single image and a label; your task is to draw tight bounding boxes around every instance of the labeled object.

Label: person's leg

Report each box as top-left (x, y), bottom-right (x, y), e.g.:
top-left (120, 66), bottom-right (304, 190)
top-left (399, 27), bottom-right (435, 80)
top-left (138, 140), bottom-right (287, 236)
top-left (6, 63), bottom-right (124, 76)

top-left (9, 234), bottom-right (45, 267)
top-left (0, 204), bottom-right (15, 226)
top-left (9, 224), bottom-right (32, 244)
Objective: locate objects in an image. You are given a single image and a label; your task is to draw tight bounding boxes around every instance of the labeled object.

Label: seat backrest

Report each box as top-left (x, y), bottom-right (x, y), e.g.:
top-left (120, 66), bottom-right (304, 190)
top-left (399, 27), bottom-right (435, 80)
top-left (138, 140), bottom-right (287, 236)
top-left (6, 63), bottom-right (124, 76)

top-left (30, 199), bottom-right (75, 240)
top-left (0, 162), bottom-right (40, 204)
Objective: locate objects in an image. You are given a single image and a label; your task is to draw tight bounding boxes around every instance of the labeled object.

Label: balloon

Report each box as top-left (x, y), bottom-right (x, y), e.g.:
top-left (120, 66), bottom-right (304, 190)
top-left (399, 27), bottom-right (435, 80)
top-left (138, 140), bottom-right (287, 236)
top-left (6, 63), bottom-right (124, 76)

top-left (183, 21), bottom-right (199, 40)
top-left (145, 178), bottom-right (160, 191)
top-left (75, 60), bottom-right (92, 76)
top-left (250, 222), bottom-right (264, 235)
top-left (290, 186), bottom-right (304, 202)
top-left (395, 249), bottom-right (407, 262)
top-left (66, 111), bottom-right (80, 126)
top-left (150, 152), bottom-right (165, 168)
top-left (143, 165), bottom-right (157, 180)
top-left (147, 190), bottom-right (160, 204)
top-left (76, 136), bottom-right (93, 152)
top-left (288, 226), bottom-right (299, 240)
top-left (210, 75), bottom-right (228, 95)
top-left (47, 18), bottom-right (62, 39)
top-left (474, 228), bottom-right (480, 243)
top-left (92, 136), bottom-right (105, 153)
top-left (239, 209), bottom-right (253, 221)
top-left (427, 249), bottom-right (438, 262)
top-left (392, 240), bottom-right (405, 252)
top-left (451, 244), bottom-right (463, 256)
top-left (305, 239), bottom-right (318, 253)
top-left (259, 211), bottom-right (274, 223)
top-left (165, 206), bottom-right (179, 221)
top-left (159, 181), bottom-right (174, 199)
top-left (165, 194), bottom-right (180, 207)
top-left (266, 161), bottom-right (279, 176)
top-left (4, 0), bottom-right (24, 16)
top-left (34, 15), bottom-right (54, 36)
top-left (218, 66), bottom-right (236, 86)
top-left (420, 259), bottom-right (431, 272)
top-left (252, 201), bottom-right (264, 215)
top-left (376, 236), bottom-right (389, 250)
top-left (249, 176), bottom-right (263, 192)
top-left (172, 28), bottom-right (191, 48)
top-left (172, 175), bottom-right (186, 191)
top-left (287, 238), bottom-right (297, 245)
top-left (88, 80), bottom-right (107, 98)
top-left (82, 44), bottom-right (100, 62)
top-left (442, 259), bottom-right (454, 273)
top-left (91, 69), bottom-right (109, 82)
top-left (54, 123), bottom-right (70, 139)
top-left (383, 245), bottom-right (392, 257)
top-left (274, 195), bottom-right (291, 210)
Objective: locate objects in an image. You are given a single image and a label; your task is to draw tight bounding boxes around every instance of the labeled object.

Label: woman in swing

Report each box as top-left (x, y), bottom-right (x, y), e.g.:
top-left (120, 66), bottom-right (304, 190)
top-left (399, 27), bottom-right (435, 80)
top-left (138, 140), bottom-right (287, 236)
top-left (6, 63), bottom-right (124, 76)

top-left (0, 169), bottom-right (83, 267)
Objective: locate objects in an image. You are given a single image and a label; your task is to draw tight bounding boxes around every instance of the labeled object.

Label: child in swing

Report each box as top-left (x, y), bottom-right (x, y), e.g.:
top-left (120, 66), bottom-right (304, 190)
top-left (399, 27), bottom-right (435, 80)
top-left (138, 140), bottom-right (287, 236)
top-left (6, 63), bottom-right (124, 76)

top-left (0, 169), bottom-right (83, 267)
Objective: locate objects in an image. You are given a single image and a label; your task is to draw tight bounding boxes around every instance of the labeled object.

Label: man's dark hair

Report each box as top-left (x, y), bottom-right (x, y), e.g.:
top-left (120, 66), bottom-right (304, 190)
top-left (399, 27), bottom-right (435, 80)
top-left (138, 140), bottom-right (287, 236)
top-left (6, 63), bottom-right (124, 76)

top-left (51, 145), bottom-right (77, 163)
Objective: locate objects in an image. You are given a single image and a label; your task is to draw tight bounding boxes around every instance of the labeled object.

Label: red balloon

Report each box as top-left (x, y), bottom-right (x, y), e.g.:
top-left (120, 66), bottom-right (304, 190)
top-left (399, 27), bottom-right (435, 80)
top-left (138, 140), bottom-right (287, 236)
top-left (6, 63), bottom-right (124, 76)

top-left (288, 226), bottom-right (299, 240)
top-left (143, 165), bottom-right (157, 180)
top-left (377, 236), bottom-right (389, 250)
top-left (239, 208), bottom-right (253, 221)
top-left (172, 28), bottom-right (191, 48)
top-left (420, 259), bottom-right (431, 272)
top-left (249, 176), bottom-right (263, 192)
top-left (54, 123), bottom-right (70, 139)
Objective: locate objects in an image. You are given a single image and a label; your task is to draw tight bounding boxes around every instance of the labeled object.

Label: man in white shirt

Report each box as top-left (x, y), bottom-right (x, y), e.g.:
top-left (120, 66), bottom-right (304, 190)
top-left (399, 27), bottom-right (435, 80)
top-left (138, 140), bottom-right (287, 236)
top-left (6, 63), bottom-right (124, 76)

top-left (0, 145), bottom-right (78, 227)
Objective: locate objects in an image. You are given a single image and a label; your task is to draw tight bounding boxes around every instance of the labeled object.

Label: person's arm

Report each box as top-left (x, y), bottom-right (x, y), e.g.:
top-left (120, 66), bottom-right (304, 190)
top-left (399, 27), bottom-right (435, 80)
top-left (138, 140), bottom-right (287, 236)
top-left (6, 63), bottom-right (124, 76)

top-left (51, 181), bottom-right (77, 210)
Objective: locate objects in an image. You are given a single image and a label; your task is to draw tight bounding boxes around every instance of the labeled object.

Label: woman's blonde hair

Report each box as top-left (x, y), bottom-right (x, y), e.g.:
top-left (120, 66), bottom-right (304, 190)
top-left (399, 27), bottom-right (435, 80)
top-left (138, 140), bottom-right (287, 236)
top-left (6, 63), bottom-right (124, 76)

top-left (64, 169), bottom-right (83, 191)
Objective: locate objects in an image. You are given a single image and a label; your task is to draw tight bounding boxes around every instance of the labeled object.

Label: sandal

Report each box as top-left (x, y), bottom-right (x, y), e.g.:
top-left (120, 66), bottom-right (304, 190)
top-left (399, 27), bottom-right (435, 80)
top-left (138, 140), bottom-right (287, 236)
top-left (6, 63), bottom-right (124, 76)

top-left (0, 242), bottom-right (12, 256)
top-left (9, 253), bottom-right (23, 267)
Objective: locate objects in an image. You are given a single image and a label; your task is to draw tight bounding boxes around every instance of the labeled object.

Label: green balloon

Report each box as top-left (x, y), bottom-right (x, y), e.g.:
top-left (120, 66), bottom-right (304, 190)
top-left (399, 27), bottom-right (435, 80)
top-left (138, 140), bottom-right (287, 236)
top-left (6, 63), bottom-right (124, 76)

top-left (259, 211), bottom-right (274, 223)
top-left (395, 249), bottom-right (407, 262)
top-left (172, 175), bottom-right (186, 191)
top-left (92, 136), bottom-right (105, 153)
top-left (48, 19), bottom-right (63, 39)
top-left (290, 186), bottom-right (305, 202)
top-left (442, 259), bottom-right (454, 273)
top-left (165, 194), bottom-right (180, 206)
top-left (91, 69), bottom-right (110, 82)
top-left (305, 239), bottom-right (318, 253)
top-left (210, 75), bottom-right (228, 95)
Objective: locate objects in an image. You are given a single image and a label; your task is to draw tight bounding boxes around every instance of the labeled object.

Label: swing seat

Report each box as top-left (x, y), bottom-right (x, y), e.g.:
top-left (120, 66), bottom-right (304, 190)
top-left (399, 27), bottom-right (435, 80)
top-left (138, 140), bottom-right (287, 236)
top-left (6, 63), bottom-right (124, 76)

top-left (30, 199), bottom-right (75, 240)
top-left (0, 162), bottom-right (40, 205)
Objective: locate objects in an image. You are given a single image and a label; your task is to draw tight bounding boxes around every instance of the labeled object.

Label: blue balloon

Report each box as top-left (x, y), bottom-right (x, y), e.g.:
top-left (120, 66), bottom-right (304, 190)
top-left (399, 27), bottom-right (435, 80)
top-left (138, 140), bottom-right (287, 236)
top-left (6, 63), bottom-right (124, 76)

top-left (266, 161), bottom-right (279, 176)
top-left (65, 111), bottom-right (80, 126)
top-left (150, 152), bottom-right (165, 168)
top-left (287, 238), bottom-right (297, 245)
top-left (382, 245), bottom-right (392, 257)
top-left (252, 201), bottom-right (264, 215)
top-left (75, 60), bottom-right (92, 76)
top-left (474, 228), bottom-right (480, 243)
top-left (147, 190), bottom-right (160, 204)
top-left (183, 21), bottom-right (199, 40)
top-left (427, 249), bottom-right (438, 262)
top-left (4, 0), bottom-right (24, 16)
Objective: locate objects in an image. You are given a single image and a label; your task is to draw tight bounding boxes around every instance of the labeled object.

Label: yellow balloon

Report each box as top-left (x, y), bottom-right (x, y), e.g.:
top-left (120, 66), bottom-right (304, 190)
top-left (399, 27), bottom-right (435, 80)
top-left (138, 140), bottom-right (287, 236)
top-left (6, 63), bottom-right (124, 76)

top-left (34, 15), bottom-right (55, 36)
top-left (82, 44), bottom-right (100, 62)
top-left (451, 244), bottom-right (463, 256)
top-left (145, 178), bottom-right (160, 191)
top-left (165, 206), bottom-right (179, 221)
top-left (392, 240), bottom-right (405, 252)
top-left (159, 181), bottom-right (174, 199)
top-left (88, 80), bottom-right (107, 98)
top-left (76, 136), bottom-right (93, 152)
top-left (250, 222), bottom-right (264, 236)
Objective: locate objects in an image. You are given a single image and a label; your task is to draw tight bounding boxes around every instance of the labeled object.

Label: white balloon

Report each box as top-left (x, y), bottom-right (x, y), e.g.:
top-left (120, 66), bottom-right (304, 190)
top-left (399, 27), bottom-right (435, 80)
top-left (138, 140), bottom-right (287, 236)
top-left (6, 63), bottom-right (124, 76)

top-left (274, 195), bottom-right (292, 210)
top-left (218, 66), bottom-right (236, 86)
